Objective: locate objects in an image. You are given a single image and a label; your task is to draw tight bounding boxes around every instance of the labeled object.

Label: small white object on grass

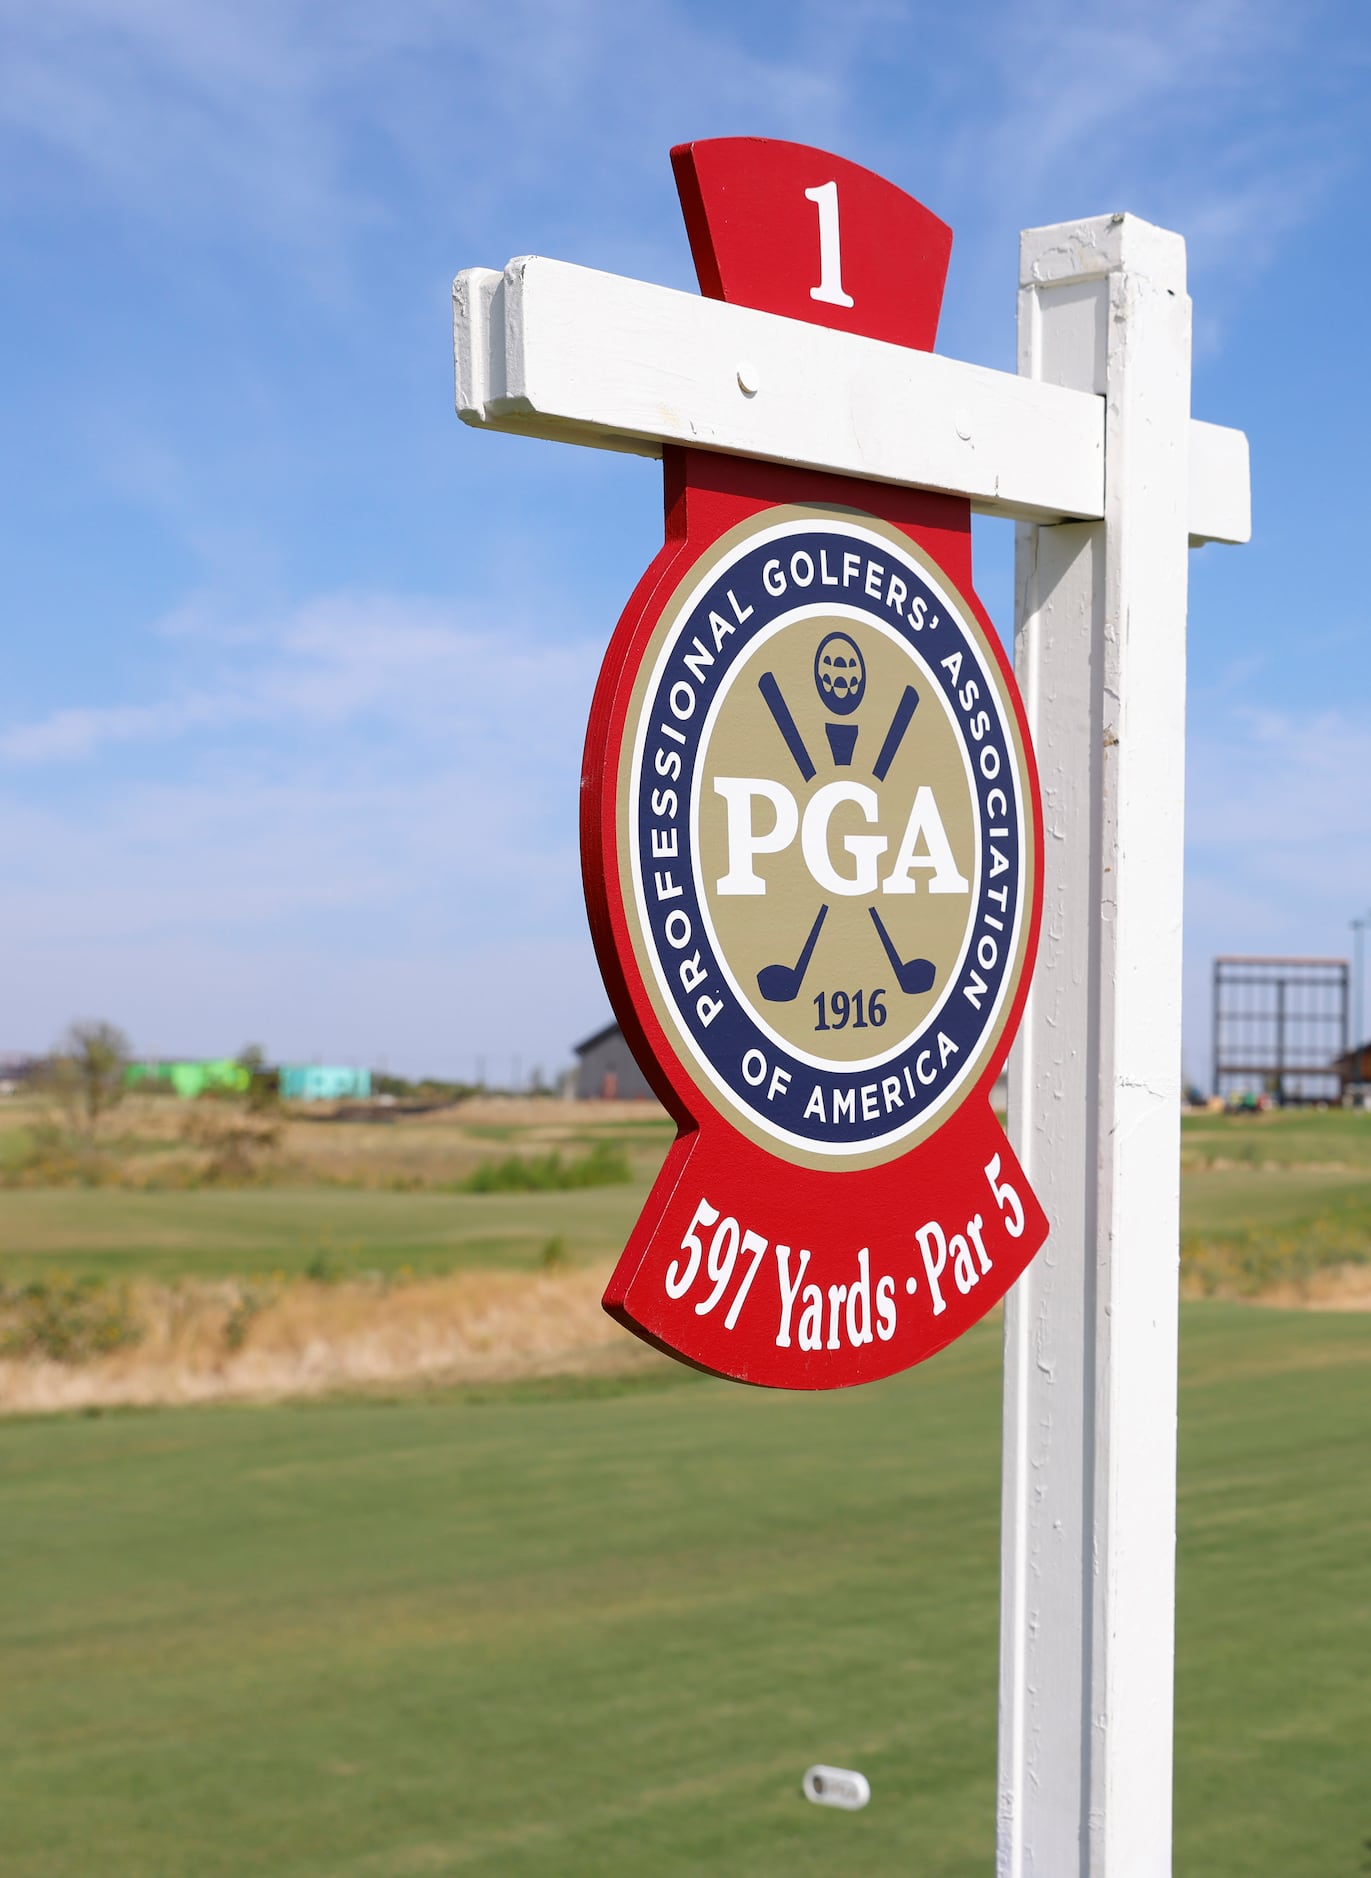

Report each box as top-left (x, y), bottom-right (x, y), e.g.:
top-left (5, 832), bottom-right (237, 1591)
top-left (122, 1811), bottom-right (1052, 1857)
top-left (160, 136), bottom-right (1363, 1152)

top-left (802, 1765), bottom-right (870, 1811)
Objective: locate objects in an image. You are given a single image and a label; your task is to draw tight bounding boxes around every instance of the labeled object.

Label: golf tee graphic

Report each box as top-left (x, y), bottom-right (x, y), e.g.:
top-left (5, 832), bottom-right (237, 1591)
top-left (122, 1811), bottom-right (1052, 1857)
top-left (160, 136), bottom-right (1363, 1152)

top-left (582, 140), bottom-right (1047, 1387)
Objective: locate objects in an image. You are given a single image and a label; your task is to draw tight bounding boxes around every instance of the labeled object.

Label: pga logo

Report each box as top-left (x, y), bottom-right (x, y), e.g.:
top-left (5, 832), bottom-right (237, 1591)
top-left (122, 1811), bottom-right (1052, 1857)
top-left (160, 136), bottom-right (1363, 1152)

top-left (621, 510), bottom-right (1034, 1167)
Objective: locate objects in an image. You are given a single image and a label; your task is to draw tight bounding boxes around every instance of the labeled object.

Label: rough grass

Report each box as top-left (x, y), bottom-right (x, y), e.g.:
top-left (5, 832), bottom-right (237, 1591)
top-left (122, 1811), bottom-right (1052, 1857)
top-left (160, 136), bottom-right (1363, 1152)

top-left (0, 1261), bottom-right (643, 1415)
top-left (0, 1093), bottom-right (674, 1192)
top-left (1179, 1125), bottom-right (1371, 1300)
top-left (1182, 1212), bottom-right (1371, 1300)
top-left (0, 1274), bottom-right (143, 1364)
top-left (0, 1306), bottom-right (1367, 1875)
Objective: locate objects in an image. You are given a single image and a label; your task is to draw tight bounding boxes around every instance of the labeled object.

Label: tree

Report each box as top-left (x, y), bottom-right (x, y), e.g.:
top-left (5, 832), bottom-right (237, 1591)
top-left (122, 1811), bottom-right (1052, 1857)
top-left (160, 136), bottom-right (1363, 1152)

top-left (236, 1042), bottom-right (279, 1112)
top-left (49, 1020), bottom-right (131, 1138)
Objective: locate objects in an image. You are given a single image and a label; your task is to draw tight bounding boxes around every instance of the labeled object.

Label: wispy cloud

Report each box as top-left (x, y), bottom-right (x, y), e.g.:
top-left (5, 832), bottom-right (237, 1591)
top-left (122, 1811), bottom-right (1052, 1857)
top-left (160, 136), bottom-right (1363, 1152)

top-left (0, 589), bottom-right (598, 764)
top-left (3, 0), bottom-right (1345, 342)
top-left (0, 740), bottom-right (607, 1068)
top-left (963, 0), bottom-right (1297, 186)
top-left (1188, 703), bottom-right (1370, 884)
top-left (0, 587), bottom-right (605, 1062)
top-left (931, 0), bottom-right (1350, 358)
top-left (0, 0), bottom-right (887, 283)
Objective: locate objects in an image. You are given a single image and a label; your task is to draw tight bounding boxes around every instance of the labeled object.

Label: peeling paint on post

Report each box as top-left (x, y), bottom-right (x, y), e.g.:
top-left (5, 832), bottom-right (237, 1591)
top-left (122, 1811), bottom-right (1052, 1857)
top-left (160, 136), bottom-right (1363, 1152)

top-left (1000, 215), bottom-right (1198, 1877)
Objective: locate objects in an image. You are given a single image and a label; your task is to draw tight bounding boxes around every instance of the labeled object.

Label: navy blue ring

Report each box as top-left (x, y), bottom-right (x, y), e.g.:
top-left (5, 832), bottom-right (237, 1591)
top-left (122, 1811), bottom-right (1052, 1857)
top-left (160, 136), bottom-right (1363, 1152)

top-left (635, 525), bottom-right (1022, 1150)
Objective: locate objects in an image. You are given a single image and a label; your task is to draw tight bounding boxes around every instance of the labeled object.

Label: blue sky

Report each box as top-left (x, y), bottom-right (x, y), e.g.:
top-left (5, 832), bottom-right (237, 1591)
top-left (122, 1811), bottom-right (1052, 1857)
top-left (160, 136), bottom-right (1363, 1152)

top-left (2, 0), bottom-right (1368, 1083)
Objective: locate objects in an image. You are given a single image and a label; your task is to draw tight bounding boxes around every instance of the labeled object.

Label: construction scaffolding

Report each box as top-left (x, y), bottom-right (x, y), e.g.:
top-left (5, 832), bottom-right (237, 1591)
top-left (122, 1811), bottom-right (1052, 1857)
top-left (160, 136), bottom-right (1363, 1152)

top-left (1212, 955), bottom-right (1349, 1104)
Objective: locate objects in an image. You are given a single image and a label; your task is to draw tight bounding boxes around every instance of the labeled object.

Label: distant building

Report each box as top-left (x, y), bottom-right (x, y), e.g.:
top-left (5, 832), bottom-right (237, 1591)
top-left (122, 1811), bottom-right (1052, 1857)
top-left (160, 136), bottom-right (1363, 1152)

top-left (0, 1053), bottom-right (44, 1094)
top-left (1332, 1043), bottom-right (1371, 1108)
top-left (573, 1023), bottom-right (655, 1101)
top-left (279, 1065), bottom-right (372, 1102)
top-left (125, 1059), bottom-right (249, 1099)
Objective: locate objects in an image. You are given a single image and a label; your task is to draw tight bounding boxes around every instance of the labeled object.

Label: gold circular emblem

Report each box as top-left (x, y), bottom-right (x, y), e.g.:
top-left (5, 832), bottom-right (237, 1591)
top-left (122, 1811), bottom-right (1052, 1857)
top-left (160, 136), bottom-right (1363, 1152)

top-left (619, 506), bottom-right (1034, 1169)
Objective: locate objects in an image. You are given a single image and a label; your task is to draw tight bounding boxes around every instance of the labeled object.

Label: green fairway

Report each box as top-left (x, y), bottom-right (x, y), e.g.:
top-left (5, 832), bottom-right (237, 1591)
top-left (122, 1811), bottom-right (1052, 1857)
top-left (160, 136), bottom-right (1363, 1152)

top-left (1182, 1165), bottom-right (1371, 1237)
top-left (1181, 1106), bottom-right (1371, 1171)
top-left (0, 1180), bottom-right (656, 1287)
top-left (2, 1305), bottom-right (1367, 1876)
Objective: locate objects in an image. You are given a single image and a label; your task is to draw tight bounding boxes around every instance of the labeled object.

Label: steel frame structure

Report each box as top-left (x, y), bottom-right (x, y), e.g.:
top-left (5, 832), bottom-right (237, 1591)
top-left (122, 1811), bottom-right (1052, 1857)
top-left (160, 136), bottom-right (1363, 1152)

top-left (1212, 954), bottom-right (1349, 1104)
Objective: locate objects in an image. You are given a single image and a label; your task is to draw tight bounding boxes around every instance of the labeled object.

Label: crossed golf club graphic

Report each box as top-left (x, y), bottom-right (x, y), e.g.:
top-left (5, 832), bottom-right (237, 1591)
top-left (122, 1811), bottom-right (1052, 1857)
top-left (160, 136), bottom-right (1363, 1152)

top-left (754, 630), bottom-right (936, 1006)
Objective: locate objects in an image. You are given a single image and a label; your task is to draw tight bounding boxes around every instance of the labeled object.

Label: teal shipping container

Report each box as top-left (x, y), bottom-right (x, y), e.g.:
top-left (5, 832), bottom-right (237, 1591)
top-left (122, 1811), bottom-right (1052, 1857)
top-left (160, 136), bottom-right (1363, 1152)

top-left (279, 1065), bottom-right (372, 1102)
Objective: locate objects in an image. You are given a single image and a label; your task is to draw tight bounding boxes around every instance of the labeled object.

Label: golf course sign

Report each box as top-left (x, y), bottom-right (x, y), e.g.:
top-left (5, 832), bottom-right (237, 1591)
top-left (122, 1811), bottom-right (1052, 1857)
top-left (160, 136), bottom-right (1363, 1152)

top-left (457, 120), bottom-right (1254, 1874)
top-left (577, 141), bottom-right (1048, 1387)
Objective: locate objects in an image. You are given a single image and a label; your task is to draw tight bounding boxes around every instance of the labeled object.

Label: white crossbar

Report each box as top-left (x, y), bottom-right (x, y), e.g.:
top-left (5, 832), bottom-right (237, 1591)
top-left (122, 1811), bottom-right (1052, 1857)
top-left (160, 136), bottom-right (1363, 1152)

top-left (453, 257), bottom-right (1249, 544)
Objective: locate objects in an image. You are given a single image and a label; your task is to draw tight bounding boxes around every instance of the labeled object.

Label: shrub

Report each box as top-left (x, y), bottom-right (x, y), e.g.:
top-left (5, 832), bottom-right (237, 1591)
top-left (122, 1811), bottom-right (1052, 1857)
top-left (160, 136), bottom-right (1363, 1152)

top-left (181, 1107), bottom-right (283, 1183)
top-left (540, 1236), bottom-right (569, 1270)
top-left (0, 1121), bottom-right (109, 1188)
top-left (223, 1287), bottom-right (270, 1352)
top-left (458, 1140), bottom-right (630, 1194)
top-left (0, 1276), bottom-right (142, 1363)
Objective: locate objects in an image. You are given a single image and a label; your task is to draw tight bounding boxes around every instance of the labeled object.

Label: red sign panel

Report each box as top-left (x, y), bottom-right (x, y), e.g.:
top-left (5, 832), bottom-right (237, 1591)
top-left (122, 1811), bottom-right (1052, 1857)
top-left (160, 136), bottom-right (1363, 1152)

top-left (672, 136), bottom-right (952, 351)
top-left (581, 141), bottom-right (1048, 1389)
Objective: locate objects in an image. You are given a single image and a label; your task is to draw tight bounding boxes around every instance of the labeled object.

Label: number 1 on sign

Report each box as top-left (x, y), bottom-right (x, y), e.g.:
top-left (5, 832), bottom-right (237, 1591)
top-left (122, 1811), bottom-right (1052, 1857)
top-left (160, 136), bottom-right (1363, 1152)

top-left (804, 180), bottom-right (854, 308)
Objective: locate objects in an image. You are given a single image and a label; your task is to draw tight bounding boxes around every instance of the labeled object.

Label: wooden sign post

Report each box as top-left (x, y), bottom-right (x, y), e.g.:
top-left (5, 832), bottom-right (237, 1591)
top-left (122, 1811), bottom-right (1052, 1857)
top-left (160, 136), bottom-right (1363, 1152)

top-left (454, 142), bottom-right (1249, 1874)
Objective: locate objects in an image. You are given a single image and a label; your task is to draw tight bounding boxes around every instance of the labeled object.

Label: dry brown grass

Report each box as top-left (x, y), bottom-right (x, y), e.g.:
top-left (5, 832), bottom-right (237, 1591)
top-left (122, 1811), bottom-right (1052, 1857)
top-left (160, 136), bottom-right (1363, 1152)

top-left (0, 1091), bottom-right (670, 1191)
top-left (279, 1096), bottom-right (668, 1189)
top-left (1232, 1262), bottom-right (1371, 1312)
top-left (8, 1248), bottom-right (1370, 1420)
top-left (0, 1260), bottom-right (658, 1416)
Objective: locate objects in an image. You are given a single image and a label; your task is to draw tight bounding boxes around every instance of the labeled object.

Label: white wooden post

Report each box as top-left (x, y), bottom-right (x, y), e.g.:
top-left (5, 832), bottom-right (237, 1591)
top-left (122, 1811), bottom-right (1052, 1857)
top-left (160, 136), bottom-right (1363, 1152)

top-left (999, 215), bottom-right (1194, 1876)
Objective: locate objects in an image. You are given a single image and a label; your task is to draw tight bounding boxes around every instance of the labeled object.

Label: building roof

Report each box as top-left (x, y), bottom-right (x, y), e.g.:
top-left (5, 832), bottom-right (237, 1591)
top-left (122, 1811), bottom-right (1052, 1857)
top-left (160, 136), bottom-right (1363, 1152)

top-left (574, 1021), bottom-right (622, 1057)
top-left (1332, 1042), bottom-right (1371, 1070)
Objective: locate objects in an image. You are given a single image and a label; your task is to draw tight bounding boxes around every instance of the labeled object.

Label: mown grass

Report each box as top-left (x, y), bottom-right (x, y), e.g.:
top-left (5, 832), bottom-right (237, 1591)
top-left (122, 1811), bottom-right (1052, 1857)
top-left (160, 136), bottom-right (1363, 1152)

top-left (0, 1306), bottom-right (1367, 1875)
top-left (0, 1182), bottom-right (657, 1288)
top-left (1181, 1105), bottom-right (1371, 1170)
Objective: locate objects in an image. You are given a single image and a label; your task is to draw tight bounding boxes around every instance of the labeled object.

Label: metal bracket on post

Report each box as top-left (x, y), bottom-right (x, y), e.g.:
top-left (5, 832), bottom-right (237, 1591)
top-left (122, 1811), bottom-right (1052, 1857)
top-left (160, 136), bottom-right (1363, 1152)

top-left (999, 215), bottom-right (1197, 1876)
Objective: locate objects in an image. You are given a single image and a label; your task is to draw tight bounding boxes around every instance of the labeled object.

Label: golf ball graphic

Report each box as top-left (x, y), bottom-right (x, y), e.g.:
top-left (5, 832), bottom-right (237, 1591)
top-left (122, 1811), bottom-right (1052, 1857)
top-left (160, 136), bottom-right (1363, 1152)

top-left (814, 632), bottom-right (866, 714)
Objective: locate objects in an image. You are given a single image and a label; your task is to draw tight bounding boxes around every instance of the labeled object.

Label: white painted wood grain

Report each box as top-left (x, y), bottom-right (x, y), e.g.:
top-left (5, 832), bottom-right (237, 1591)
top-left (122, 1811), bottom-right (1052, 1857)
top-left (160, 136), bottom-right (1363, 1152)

top-left (452, 257), bottom-right (1248, 541)
top-left (452, 266), bottom-right (501, 421)
top-left (999, 212), bottom-right (1191, 1878)
top-left (1189, 419), bottom-right (1251, 547)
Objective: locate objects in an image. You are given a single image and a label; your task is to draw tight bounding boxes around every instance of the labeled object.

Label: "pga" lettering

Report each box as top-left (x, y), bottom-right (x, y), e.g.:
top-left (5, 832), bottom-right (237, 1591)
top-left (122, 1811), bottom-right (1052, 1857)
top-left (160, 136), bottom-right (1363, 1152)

top-left (713, 776), bottom-right (970, 898)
